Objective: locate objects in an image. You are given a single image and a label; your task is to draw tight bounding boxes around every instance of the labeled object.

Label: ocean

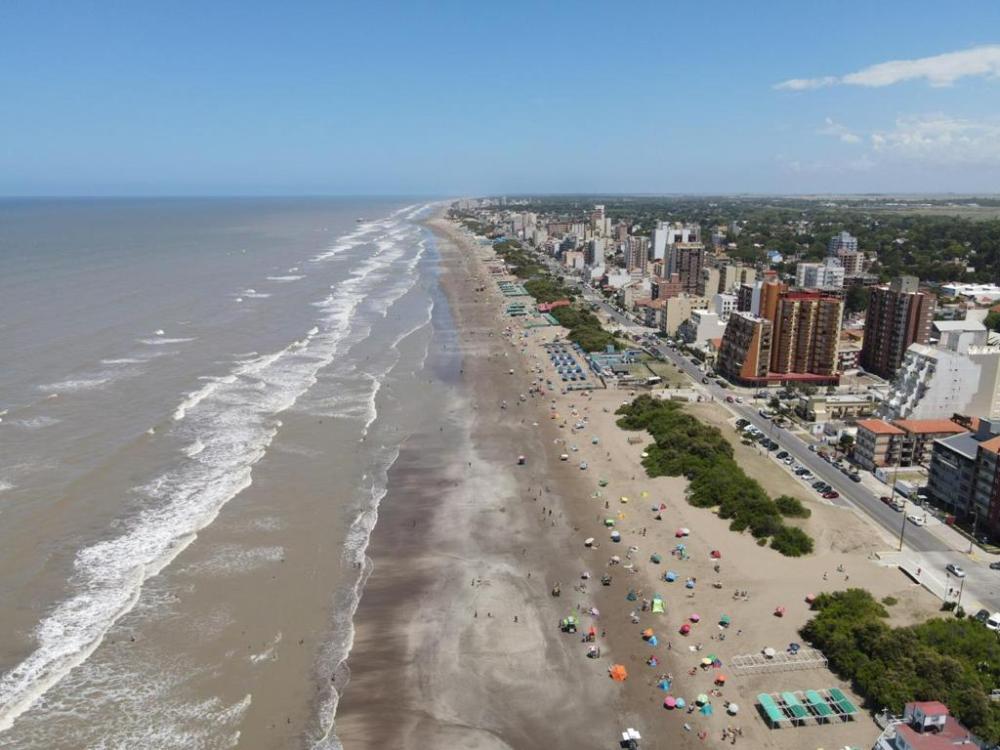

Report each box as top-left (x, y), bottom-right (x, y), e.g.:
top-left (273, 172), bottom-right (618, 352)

top-left (0, 197), bottom-right (452, 748)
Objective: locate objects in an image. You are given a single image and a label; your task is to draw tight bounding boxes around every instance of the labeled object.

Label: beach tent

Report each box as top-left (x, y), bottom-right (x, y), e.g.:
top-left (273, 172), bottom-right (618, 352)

top-left (620, 496), bottom-right (629, 504)
top-left (650, 553), bottom-right (662, 564)
top-left (763, 647), bottom-right (776, 658)
top-left (658, 679), bottom-right (671, 692)
top-left (679, 623), bottom-right (691, 635)
top-left (701, 658), bottom-right (712, 667)
top-left (648, 635), bottom-right (658, 646)
top-left (685, 578), bottom-right (696, 589)
top-left (774, 606), bottom-right (786, 617)
top-left (647, 655), bottom-right (658, 667)
top-left (626, 589), bottom-right (638, 601)
top-left (651, 597), bottom-right (665, 614)
top-left (675, 697), bottom-right (686, 709)
top-left (665, 571), bottom-right (678, 582)
top-left (598, 479), bottom-right (608, 487)
top-left (696, 694), bottom-right (709, 705)
top-left (715, 674), bottom-right (727, 685)
top-left (609, 664), bottom-right (628, 681)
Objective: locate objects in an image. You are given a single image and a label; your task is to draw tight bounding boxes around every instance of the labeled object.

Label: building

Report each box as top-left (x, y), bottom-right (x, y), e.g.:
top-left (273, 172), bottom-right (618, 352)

top-left (661, 294), bottom-right (709, 337)
top-left (873, 701), bottom-right (978, 750)
top-left (855, 418), bottom-right (967, 470)
top-left (928, 418), bottom-right (1000, 525)
top-left (975, 433), bottom-right (1000, 541)
top-left (718, 312), bottom-right (772, 383)
top-left (884, 320), bottom-right (1000, 421)
top-left (698, 266), bottom-right (720, 297)
top-left (837, 248), bottom-right (863, 276)
top-left (860, 276), bottom-right (937, 380)
top-left (795, 257), bottom-right (845, 290)
top-left (795, 392), bottom-right (877, 422)
top-left (827, 230), bottom-right (858, 256)
top-left (736, 283), bottom-right (755, 312)
top-left (586, 238), bottom-right (606, 268)
top-left (625, 236), bottom-right (650, 273)
top-left (651, 274), bottom-right (685, 301)
top-left (941, 282), bottom-right (1000, 302)
top-left (636, 298), bottom-right (667, 329)
top-left (769, 292), bottom-right (843, 377)
top-left (677, 309), bottom-right (727, 347)
top-left (718, 264), bottom-right (756, 294)
top-left (758, 277), bottom-right (787, 321)
top-left (711, 292), bottom-right (737, 321)
top-left (670, 243), bottom-right (706, 295)
top-left (855, 419), bottom-right (905, 470)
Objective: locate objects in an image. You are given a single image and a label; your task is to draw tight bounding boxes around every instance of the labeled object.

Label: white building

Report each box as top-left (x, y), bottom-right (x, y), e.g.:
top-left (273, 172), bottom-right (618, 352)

top-left (795, 257), bottom-right (845, 290)
top-left (586, 238), bottom-right (606, 268)
top-left (653, 222), bottom-right (700, 263)
top-left (884, 320), bottom-right (1000, 420)
top-left (827, 230), bottom-right (858, 256)
top-left (677, 309), bottom-right (727, 346)
top-left (940, 282), bottom-right (1000, 302)
top-left (711, 292), bottom-right (737, 321)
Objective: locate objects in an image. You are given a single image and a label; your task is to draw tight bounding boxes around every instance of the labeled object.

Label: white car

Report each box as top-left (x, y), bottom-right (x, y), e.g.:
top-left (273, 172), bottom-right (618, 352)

top-left (906, 514), bottom-right (925, 526)
top-left (945, 563), bottom-right (966, 578)
top-left (987, 613), bottom-right (1000, 632)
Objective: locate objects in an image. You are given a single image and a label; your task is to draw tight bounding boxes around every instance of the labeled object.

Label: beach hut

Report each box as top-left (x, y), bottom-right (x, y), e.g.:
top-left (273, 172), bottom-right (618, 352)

top-left (609, 664), bottom-right (628, 682)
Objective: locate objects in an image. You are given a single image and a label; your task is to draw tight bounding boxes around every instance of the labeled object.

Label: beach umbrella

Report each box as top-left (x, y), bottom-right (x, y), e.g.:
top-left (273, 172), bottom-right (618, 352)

top-left (651, 597), bottom-right (665, 614)
top-left (700, 703), bottom-right (713, 716)
top-left (609, 664), bottom-right (628, 681)
top-left (710, 549), bottom-right (722, 559)
top-left (648, 635), bottom-right (658, 646)
top-left (727, 703), bottom-right (739, 715)
top-left (658, 679), bottom-right (671, 692)
top-left (720, 615), bottom-right (731, 626)
top-left (620, 496), bottom-right (629, 504)
top-left (701, 657), bottom-right (712, 666)
top-left (650, 553), bottom-right (662, 564)
top-left (641, 491), bottom-right (649, 498)
top-left (774, 606), bottom-right (786, 617)
top-left (675, 697), bottom-right (686, 709)
top-left (610, 531), bottom-right (621, 542)
top-left (642, 628), bottom-right (654, 639)
top-left (584, 537), bottom-right (595, 547)
top-left (685, 579), bottom-right (696, 589)
top-left (610, 555), bottom-right (621, 563)
top-left (763, 647), bottom-right (776, 658)
top-left (707, 654), bottom-right (718, 663)
top-left (664, 696), bottom-right (676, 708)
top-left (690, 613), bottom-right (701, 622)
top-left (679, 623), bottom-right (691, 635)
top-left (604, 518), bottom-right (616, 527)
top-left (626, 589), bottom-right (638, 601)
top-left (715, 674), bottom-right (727, 685)
top-left (696, 694), bottom-right (709, 705)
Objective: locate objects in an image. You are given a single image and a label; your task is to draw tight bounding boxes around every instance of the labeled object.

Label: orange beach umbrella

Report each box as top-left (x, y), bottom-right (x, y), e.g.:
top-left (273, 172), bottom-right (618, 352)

top-left (609, 664), bottom-right (628, 681)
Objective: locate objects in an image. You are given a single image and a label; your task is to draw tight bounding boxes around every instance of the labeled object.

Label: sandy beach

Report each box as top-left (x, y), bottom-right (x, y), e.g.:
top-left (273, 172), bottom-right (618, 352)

top-left (335, 214), bottom-right (941, 750)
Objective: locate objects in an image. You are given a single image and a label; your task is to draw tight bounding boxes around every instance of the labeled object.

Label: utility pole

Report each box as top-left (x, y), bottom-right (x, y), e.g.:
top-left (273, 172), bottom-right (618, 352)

top-left (892, 461), bottom-right (907, 551)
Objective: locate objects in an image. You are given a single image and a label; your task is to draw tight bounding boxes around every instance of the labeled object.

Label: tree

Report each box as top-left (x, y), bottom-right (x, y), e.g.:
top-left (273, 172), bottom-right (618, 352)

top-left (985, 310), bottom-right (1000, 333)
top-left (839, 434), bottom-right (855, 454)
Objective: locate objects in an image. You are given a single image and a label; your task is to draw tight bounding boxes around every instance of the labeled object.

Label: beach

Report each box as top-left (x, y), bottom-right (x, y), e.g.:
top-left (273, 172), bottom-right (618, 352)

top-left (336, 214), bottom-right (940, 750)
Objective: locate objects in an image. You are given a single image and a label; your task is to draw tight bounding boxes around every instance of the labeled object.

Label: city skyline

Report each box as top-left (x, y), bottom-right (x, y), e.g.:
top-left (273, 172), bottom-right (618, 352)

top-left (1, 1), bottom-right (1000, 196)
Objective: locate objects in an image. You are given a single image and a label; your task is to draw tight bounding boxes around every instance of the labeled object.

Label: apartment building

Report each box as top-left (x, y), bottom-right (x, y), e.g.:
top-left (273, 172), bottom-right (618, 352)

top-left (769, 292), bottom-right (843, 377)
top-left (855, 418), bottom-right (966, 470)
top-left (718, 312), bottom-right (772, 383)
top-left (859, 276), bottom-right (936, 380)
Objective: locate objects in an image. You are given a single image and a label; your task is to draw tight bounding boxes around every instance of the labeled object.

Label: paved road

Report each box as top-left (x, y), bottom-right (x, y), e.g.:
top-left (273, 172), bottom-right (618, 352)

top-left (558, 275), bottom-right (1000, 611)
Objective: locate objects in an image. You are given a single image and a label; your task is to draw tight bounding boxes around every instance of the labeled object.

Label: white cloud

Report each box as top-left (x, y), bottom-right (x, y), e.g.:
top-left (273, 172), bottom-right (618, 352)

top-left (774, 44), bottom-right (1000, 90)
top-left (870, 114), bottom-right (1000, 164)
top-left (817, 117), bottom-right (861, 144)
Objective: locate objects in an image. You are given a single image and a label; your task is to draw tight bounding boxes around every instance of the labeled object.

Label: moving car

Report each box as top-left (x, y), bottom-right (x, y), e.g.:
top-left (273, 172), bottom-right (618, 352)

top-left (945, 563), bottom-right (966, 578)
top-left (906, 514), bottom-right (925, 526)
top-left (880, 496), bottom-right (893, 506)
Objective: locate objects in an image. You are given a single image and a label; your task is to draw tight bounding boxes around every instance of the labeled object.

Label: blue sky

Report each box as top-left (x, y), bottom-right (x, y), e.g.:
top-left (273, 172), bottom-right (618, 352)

top-left (2, 1), bottom-right (1000, 195)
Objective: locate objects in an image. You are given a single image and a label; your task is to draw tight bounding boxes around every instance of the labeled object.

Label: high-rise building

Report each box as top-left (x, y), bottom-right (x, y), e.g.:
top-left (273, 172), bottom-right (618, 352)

top-left (670, 243), bottom-right (706, 295)
top-left (718, 264), bottom-right (756, 294)
top-left (657, 223), bottom-right (701, 265)
top-left (860, 276), bottom-right (937, 380)
top-left (698, 266), bottom-right (720, 297)
top-left (837, 249), bottom-right (863, 276)
top-left (795, 257), bottom-right (845, 290)
top-left (827, 230), bottom-right (858, 256)
top-left (625, 236), bottom-right (650, 273)
top-left (769, 292), bottom-right (843, 377)
top-left (719, 313), bottom-right (772, 383)
top-left (586, 238), bottom-right (606, 268)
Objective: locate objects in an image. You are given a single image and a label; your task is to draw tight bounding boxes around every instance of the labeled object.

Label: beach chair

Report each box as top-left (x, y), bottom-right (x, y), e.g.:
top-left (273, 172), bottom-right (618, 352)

top-left (780, 692), bottom-right (809, 725)
top-left (827, 688), bottom-right (858, 720)
top-left (804, 690), bottom-right (833, 723)
top-left (757, 694), bottom-right (785, 728)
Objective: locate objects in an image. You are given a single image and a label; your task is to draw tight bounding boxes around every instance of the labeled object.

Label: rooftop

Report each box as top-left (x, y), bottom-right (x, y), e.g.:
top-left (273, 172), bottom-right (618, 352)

top-left (933, 320), bottom-right (986, 333)
top-left (857, 419), bottom-right (905, 436)
top-left (894, 419), bottom-right (967, 435)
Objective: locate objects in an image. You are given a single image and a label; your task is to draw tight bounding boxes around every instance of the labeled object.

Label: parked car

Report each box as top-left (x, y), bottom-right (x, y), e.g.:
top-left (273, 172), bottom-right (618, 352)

top-left (812, 481), bottom-right (825, 490)
top-left (879, 496), bottom-right (892, 506)
top-left (907, 514), bottom-right (925, 526)
top-left (849, 473), bottom-right (862, 483)
top-left (974, 609), bottom-right (991, 624)
top-left (725, 396), bottom-right (734, 403)
top-left (946, 563), bottom-right (966, 578)
top-left (990, 561), bottom-right (1000, 571)
top-left (987, 613), bottom-right (1000, 632)
top-left (823, 491), bottom-right (840, 499)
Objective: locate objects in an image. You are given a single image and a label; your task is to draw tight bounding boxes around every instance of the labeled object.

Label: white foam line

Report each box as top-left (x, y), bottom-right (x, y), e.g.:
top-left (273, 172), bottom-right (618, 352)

top-left (0, 211), bottom-right (423, 735)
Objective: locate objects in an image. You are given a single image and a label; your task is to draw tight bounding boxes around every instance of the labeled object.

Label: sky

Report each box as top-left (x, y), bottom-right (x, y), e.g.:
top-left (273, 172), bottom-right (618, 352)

top-left (2, 1), bottom-right (1000, 196)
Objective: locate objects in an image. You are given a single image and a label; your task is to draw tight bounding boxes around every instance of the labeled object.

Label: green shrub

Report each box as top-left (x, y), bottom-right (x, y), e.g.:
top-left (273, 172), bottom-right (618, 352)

top-left (775, 495), bottom-right (812, 518)
top-left (616, 396), bottom-right (814, 557)
top-left (881, 596), bottom-right (898, 606)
